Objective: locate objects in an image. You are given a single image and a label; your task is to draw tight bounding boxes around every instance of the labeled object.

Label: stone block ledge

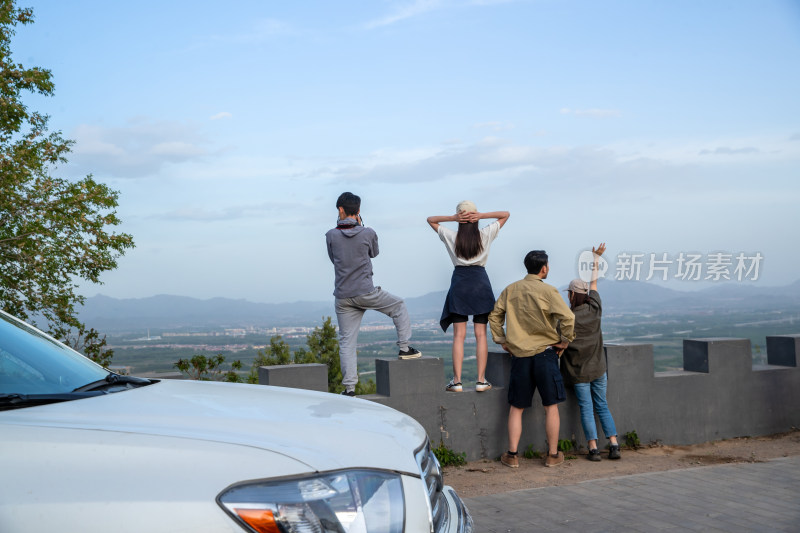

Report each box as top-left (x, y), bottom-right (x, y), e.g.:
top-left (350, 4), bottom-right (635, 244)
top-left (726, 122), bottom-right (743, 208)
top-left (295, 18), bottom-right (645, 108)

top-left (259, 335), bottom-right (800, 461)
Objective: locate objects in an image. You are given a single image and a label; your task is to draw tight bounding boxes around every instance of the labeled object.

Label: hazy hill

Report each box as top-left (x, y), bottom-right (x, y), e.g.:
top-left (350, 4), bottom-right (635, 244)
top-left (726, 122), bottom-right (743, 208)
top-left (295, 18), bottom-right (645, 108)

top-left (79, 280), bottom-right (800, 332)
top-left (602, 279), bottom-right (800, 313)
top-left (79, 294), bottom-right (334, 331)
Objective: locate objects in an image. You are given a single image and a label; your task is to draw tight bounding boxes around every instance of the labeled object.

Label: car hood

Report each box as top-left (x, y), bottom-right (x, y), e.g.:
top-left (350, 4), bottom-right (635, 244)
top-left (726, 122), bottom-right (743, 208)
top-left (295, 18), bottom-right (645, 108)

top-left (0, 380), bottom-right (427, 475)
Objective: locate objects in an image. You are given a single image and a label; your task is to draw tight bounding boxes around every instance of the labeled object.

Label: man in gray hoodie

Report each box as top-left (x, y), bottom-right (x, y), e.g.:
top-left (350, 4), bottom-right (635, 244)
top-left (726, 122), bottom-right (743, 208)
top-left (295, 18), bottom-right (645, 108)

top-left (326, 192), bottom-right (421, 395)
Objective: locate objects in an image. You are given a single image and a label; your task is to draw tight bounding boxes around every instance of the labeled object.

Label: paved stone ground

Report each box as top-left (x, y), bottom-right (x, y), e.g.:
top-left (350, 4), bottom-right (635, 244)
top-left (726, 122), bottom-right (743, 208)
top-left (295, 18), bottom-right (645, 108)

top-left (463, 456), bottom-right (800, 532)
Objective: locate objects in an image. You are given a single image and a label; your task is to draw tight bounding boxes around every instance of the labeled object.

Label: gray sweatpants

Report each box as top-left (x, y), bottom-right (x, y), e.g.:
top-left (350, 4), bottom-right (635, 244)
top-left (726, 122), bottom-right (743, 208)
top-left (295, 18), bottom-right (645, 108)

top-left (335, 287), bottom-right (411, 389)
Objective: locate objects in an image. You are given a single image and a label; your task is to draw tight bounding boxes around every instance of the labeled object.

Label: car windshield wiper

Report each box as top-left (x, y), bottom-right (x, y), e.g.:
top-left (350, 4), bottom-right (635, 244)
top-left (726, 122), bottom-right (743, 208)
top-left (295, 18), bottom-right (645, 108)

top-left (72, 373), bottom-right (153, 393)
top-left (0, 391), bottom-right (106, 411)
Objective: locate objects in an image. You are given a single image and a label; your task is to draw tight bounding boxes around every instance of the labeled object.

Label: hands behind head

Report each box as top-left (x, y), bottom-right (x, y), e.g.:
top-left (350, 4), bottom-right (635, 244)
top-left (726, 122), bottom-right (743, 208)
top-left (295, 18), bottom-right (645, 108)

top-left (593, 242), bottom-right (606, 257)
top-left (457, 211), bottom-right (479, 223)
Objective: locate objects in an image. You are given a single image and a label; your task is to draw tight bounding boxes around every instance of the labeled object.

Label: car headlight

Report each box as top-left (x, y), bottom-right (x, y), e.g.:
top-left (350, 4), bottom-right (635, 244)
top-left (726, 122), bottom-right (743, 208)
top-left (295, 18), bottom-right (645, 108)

top-left (218, 469), bottom-right (405, 533)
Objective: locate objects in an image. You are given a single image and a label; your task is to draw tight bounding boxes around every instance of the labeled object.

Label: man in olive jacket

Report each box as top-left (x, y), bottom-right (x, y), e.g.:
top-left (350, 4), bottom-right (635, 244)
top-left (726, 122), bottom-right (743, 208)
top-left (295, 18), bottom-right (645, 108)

top-left (489, 250), bottom-right (575, 468)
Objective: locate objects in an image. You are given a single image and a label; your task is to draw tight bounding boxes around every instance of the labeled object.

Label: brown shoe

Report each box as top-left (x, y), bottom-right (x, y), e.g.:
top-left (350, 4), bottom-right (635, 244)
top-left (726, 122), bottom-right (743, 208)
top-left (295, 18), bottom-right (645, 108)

top-left (545, 451), bottom-right (564, 467)
top-left (500, 452), bottom-right (519, 468)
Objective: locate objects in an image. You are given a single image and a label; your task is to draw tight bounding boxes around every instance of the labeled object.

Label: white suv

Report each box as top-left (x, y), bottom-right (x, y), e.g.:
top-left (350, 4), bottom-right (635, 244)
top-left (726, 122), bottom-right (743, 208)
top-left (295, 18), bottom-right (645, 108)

top-left (0, 310), bottom-right (473, 533)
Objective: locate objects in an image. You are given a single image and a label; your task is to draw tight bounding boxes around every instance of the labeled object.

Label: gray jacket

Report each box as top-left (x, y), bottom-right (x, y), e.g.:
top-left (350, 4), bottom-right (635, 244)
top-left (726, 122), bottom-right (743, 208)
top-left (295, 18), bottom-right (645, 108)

top-left (326, 220), bottom-right (379, 299)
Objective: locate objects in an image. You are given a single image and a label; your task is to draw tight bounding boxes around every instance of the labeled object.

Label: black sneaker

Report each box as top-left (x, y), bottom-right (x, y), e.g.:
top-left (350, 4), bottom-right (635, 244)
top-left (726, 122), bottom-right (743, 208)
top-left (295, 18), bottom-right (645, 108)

top-left (398, 347), bottom-right (422, 360)
top-left (608, 444), bottom-right (621, 460)
top-left (587, 448), bottom-right (602, 461)
top-left (341, 390), bottom-right (355, 397)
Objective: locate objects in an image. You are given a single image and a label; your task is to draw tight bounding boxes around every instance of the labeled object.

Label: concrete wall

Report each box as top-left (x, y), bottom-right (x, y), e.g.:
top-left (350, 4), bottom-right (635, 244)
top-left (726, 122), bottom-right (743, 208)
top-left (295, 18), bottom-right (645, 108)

top-left (258, 363), bottom-right (328, 392)
top-left (259, 335), bottom-right (800, 461)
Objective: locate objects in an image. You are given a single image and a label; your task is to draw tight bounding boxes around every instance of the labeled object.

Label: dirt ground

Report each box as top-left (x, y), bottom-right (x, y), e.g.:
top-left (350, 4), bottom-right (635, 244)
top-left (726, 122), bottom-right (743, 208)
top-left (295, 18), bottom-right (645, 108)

top-left (443, 429), bottom-right (800, 498)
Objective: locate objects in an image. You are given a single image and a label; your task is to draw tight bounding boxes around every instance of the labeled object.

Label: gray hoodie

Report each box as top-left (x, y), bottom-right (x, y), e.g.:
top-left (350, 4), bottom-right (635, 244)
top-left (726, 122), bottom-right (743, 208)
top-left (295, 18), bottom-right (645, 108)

top-left (326, 219), bottom-right (379, 299)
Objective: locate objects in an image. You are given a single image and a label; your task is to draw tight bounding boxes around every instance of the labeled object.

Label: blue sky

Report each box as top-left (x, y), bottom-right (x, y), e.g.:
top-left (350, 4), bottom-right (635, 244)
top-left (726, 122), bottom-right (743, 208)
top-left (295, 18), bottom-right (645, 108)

top-left (13, 0), bottom-right (800, 303)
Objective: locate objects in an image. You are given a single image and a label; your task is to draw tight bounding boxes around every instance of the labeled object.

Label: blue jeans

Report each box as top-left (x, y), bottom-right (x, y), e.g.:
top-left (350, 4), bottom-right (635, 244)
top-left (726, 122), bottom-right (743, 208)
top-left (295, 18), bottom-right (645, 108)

top-left (573, 373), bottom-right (617, 443)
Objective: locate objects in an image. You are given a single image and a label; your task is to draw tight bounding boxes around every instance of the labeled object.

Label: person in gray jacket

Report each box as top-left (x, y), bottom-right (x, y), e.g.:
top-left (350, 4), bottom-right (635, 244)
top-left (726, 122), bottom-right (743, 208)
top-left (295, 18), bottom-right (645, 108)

top-left (326, 192), bottom-right (421, 396)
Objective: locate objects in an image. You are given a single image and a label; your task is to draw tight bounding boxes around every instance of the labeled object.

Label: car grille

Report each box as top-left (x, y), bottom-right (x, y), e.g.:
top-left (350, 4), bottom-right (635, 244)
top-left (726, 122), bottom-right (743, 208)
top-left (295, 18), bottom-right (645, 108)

top-left (415, 439), bottom-right (448, 532)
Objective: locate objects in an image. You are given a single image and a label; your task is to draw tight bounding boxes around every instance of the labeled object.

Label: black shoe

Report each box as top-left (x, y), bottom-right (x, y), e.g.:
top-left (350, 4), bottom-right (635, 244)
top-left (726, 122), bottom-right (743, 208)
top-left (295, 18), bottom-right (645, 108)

top-left (341, 390), bottom-right (355, 397)
top-left (608, 444), bottom-right (621, 460)
top-left (587, 448), bottom-right (602, 461)
top-left (398, 347), bottom-right (422, 359)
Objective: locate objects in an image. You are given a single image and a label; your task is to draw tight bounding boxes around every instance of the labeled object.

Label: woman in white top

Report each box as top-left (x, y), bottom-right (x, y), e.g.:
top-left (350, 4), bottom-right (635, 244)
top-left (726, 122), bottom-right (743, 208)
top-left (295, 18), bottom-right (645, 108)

top-left (427, 201), bottom-right (510, 392)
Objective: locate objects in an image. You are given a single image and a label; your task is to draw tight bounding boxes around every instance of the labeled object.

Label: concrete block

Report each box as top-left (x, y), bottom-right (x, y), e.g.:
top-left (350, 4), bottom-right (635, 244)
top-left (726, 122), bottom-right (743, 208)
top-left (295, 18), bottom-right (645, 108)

top-left (485, 351), bottom-right (511, 388)
top-left (254, 333), bottom-right (800, 460)
top-left (258, 363), bottom-right (328, 392)
top-left (766, 335), bottom-right (800, 367)
top-left (684, 338), bottom-right (751, 375)
top-left (683, 339), bottom-right (710, 373)
top-left (376, 356), bottom-right (443, 397)
top-left (606, 344), bottom-right (654, 382)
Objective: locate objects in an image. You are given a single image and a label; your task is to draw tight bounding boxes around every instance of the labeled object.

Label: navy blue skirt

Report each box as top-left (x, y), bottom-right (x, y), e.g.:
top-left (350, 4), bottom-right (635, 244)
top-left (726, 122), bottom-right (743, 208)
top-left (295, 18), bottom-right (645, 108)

top-left (439, 266), bottom-right (496, 332)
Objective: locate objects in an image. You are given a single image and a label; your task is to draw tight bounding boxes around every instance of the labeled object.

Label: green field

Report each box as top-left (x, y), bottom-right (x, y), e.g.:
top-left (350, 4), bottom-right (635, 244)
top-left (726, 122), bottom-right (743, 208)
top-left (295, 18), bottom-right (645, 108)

top-left (108, 307), bottom-right (800, 381)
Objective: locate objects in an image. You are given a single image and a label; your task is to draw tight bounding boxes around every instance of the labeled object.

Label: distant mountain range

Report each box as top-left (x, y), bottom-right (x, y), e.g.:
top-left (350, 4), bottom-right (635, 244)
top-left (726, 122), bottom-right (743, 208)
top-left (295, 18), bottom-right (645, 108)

top-left (78, 279), bottom-right (800, 333)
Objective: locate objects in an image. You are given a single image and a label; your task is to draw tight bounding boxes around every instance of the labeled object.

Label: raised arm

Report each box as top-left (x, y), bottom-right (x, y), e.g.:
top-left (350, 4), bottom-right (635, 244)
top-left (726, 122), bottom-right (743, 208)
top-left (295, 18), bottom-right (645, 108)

top-left (590, 242), bottom-right (606, 292)
top-left (456, 210), bottom-right (510, 227)
top-left (428, 210), bottom-right (510, 231)
top-left (426, 214), bottom-right (459, 232)
top-left (479, 211), bottom-right (510, 228)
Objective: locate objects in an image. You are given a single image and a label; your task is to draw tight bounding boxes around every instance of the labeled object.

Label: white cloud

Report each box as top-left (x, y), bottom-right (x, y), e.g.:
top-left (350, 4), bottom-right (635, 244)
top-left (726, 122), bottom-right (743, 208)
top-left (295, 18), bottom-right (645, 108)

top-left (69, 118), bottom-right (210, 178)
top-left (157, 201), bottom-right (299, 222)
top-left (365, 0), bottom-right (447, 28)
top-left (469, 0), bottom-right (517, 4)
top-left (151, 141), bottom-right (206, 157)
top-left (75, 138), bottom-right (125, 157)
top-left (305, 137), bottom-right (615, 184)
top-left (211, 18), bottom-right (299, 44)
top-left (699, 146), bottom-right (760, 156)
top-left (474, 121), bottom-right (515, 131)
top-left (364, 0), bottom-right (521, 28)
top-left (298, 132), bottom-right (800, 200)
top-left (252, 18), bottom-right (296, 37)
top-left (210, 112), bottom-right (232, 120)
top-left (560, 107), bottom-right (622, 118)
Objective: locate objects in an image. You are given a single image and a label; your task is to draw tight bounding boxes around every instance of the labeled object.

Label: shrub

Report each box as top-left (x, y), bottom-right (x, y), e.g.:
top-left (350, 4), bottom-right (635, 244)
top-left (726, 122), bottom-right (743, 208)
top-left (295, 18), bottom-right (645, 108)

top-left (524, 444), bottom-right (542, 459)
top-left (557, 438), bottom-right (576, 453)
top-left (433, 441), bottom-right (467, 467)
top-left (624, 430), bottom-right (641, 449)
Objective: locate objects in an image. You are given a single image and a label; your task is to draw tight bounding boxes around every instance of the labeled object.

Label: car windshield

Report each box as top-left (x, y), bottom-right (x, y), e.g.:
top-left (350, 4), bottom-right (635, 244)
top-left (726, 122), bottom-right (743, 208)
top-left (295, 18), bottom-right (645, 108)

top-left (0, 311), bottom-right (110, 395)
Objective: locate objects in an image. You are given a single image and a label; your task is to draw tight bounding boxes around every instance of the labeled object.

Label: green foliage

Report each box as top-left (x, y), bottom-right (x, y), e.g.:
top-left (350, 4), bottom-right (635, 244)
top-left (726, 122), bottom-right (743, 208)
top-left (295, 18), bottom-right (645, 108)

top-left (557, 438), bottom-right (576, 453)
top-left (432, 441), bottom-right (467, 467)
top-left (247, 317), bottom-right (376, 395)
top-left (0, 1), bottom-right (133, 365)
top-left (523, 444), bottom-right (542, 459)
top-left (61, 323), bottom-right (114, 369)
top-left (246, 336), bottom-right (293, 383)
top-left (175, 354), bottom-right (242, 382)
top-left (295, 317), bottom-right (344, 392)
top-left (624, 430), bottom-right (641, 449)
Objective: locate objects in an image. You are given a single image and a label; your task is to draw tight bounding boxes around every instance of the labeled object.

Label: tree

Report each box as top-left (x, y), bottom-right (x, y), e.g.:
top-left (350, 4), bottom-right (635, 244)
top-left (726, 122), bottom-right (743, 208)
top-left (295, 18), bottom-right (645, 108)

top-left (293, 317), bottom-right (344, 391)
top-left (175, 354), bottom-right (243, 382)
top-left (246, 335), bottom-right (293, 383)
top-left (0, 1), bottom-right (133, 364)
top-left (249, 317), bottom-right (376, 395)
